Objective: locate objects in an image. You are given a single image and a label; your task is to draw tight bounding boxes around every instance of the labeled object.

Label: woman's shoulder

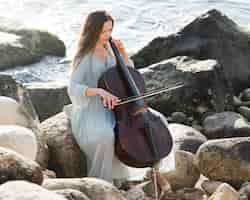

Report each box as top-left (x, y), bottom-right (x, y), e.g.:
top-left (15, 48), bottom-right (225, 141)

top-left (79, 52), bottom-right (92, 65)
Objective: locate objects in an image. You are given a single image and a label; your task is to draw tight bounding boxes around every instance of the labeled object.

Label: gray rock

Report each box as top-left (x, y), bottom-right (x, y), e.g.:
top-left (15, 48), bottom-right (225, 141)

top-left (238, 106), bottom-right (250, 121)
top-left (202, 112), bottom-right (250, 138)
top-left (132, 9), bottom-right (250, 93)
top-left (170, 112), bottom-right (187, 124)
top-left (26, 82), bottom-right (70, 121)
top-left (0, 17), bottom-right (65, 70)
top-left (239, 182), bottom-right (250, 200)
top-left (240, 88), bottom-right (250, 101)
top-left (141, 56), bottom-right (231, 122)
top-left (0, 74), bottom-right (49, 168)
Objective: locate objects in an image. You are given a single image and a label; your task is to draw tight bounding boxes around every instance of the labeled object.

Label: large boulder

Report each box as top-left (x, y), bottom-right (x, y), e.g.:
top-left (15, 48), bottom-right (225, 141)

top-left (26, 82), bottom-right (71, 121)
top-left (0, 74), bottom-right (49, 168)
top-left (141, 56), bottom-right (231, 121)
top-left (0, 147), bottom-right (43, 184)
top-left (0, 181), bottom-right (67, 200)
top-left (0, 95), bottom-right (49, 168)
top-left (40, 112), bottom-right (86, 178)
top-left (132, 9), bottom-right (250, 93)
top-left (0, 17), bottom-right (65, 70)
top-left (0, 125), bottom-right (37, 160)
top-left (42, 178), bottom-right (127, 200)
top-left (163, 150), bottom-right (200, 190)
top-left (196, 137), bottom-right (250, 187)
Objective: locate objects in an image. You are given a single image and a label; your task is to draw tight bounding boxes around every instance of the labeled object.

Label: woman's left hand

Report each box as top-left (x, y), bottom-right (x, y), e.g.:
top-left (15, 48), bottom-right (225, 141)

top-left (113, 39), bottom-right (126, 55)
top-left (112, 39), bottom-right (130, 65)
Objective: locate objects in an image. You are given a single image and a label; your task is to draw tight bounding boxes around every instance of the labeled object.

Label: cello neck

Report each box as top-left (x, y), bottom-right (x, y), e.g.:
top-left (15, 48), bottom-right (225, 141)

top-left (109, 38), bottom-right (145, 107)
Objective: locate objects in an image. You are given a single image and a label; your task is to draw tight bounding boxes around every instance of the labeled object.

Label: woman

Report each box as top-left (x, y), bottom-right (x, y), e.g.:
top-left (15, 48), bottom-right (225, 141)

top-left (67, 10), bottom-right (175, 187)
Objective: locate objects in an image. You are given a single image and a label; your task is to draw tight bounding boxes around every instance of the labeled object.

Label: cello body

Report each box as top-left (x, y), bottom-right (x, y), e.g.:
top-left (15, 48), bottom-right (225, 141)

top-left (97, 39), bottom-right (173, 168)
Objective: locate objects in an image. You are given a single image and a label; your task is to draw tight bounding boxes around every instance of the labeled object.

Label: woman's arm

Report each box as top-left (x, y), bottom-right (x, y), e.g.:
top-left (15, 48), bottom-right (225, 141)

top-left (67, 56), bottom-right (92, 108)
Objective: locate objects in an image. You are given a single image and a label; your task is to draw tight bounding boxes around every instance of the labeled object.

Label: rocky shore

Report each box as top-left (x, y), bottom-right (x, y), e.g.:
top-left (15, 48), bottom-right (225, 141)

top-left (0, 9), bottom-right (250, 200)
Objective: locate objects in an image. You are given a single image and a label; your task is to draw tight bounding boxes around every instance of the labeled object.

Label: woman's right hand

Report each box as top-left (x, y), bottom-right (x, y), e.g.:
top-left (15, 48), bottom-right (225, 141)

top-left (97, 88), bottom-right (120, 110)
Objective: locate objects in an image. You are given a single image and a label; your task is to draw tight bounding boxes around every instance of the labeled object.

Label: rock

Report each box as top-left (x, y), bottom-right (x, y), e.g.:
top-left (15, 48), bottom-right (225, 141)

top-left (202, 111), bottom-right (250, 138)
top-left (0, 147), bottom-right (43, 184)
top-left (0, 180), bottom-right (67, 200)
top-left (173, 188), bottom-right (207, 200)
top-left (196, 137), bottom-right (250, 186)
top-left (0, 74), bottom-right (37, 120)
top-left (132, 9), bottom-right (250, 93)
top-left (170, 112), bottom-right (187, 124)
top-left (0, 125), bottom-right (37, 160)
top-left (240, 88), bottom-right (250, 101)
top-left (238, 106), bottom-right (250, 121)
top-left (140, 56), bottom-right (231, 122)
top-left (208, 183), bottom-right (239, 200)
top-left (42, 178), bottom-right (126, 200)
top-left (40, 112), bottom-right (86, 178)
top-left (239, 182), bottom-right (250, 200)
top-left (26, 82), bottom-right (71, 121)
top-left (201, 180), bottom-right (224, 195)
top-left (0, 96), bottom-right (49, 168)
top-left (169, 123), bottom-right (207, 153)
top-left (162, 150), bottom-right (200, 190)
top-left (0, 96), bottom-right (30, 126)
top-left (0, 74), bottom-right (49, 168)
top-left (233, 95), bottom-right (244, 107)
top-left (124, 187), bottom-right (149, 200)
top-left (0, 17), bottom-right (65, 70)
top-left (54, 189), bottom-right (90, 200)
top-left (43, 169), bottom-right (57, 179)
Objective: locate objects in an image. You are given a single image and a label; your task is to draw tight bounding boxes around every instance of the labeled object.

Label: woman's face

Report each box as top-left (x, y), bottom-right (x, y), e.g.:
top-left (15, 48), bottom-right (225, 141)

top-left (97, 20), bottom-right (113, 46)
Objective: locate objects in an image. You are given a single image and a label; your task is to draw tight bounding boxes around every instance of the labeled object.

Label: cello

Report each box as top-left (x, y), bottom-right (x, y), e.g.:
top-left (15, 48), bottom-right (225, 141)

top-left (98, 38), bottom-right (178, 168)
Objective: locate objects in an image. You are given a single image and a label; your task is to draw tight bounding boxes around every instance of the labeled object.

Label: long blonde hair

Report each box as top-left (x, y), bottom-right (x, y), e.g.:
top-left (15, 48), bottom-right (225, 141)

top-left (71, 10), bottom-right (114, 72)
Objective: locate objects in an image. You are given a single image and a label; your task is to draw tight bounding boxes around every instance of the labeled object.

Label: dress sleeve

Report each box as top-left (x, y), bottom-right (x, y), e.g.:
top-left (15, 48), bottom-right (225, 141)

top-left (67, 55), bottom-right (91, 109)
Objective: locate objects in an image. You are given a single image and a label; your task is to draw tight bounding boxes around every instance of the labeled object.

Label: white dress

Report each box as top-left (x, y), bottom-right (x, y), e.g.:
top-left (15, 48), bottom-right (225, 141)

top-left (67, 45), bottom-right (175, 183)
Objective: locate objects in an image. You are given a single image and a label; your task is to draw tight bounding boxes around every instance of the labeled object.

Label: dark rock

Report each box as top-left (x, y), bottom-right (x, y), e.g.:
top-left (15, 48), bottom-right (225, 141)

top-left (0, 17), bottom-right (65, 70)
top-left (26, 82), bottom-right (71, 121)
top-left (141, 56), bottom-right (231, 122)
top-left (238, 106), bottom-right (250, 121)
top-left (171, 112), bottom-right (187, 124)
top-left (202, 112), bottom-right (250, 139)
top-left (240, 88), bottom-right (250, 101)
top-left (239, 182), bottom-right (250, 200)
top-left (132, 9), bottom-right (250, 93)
